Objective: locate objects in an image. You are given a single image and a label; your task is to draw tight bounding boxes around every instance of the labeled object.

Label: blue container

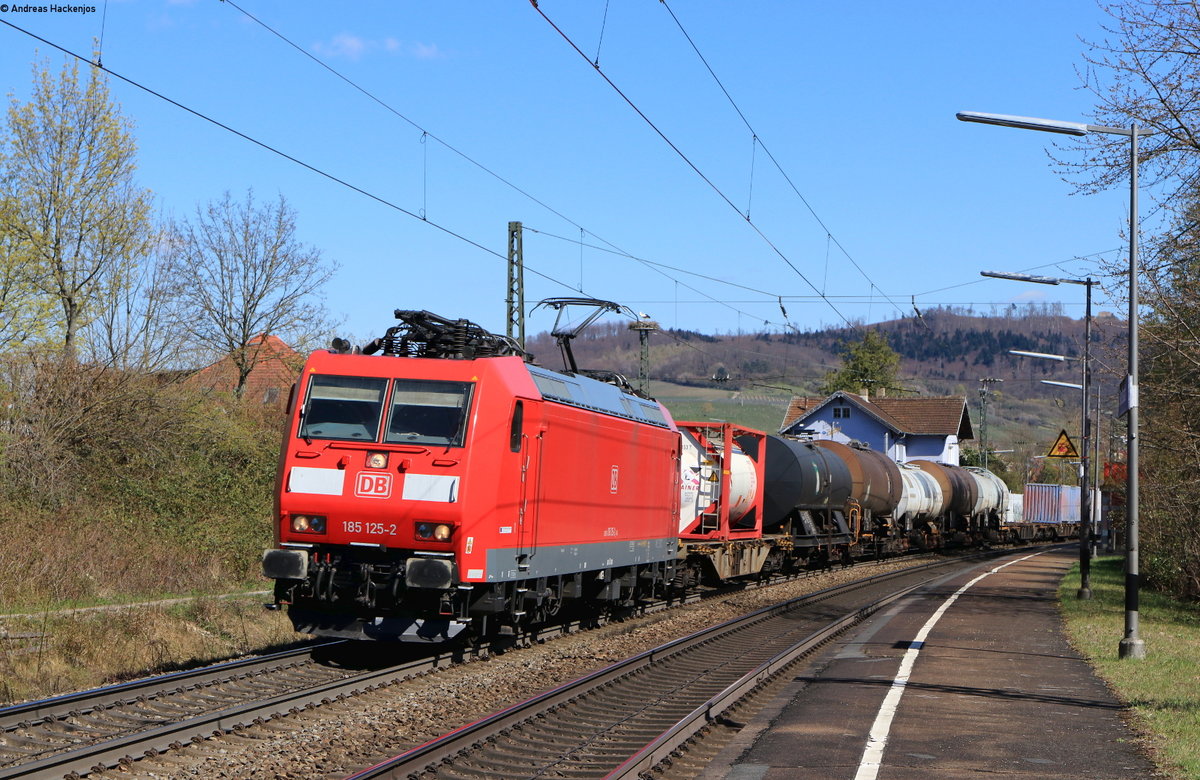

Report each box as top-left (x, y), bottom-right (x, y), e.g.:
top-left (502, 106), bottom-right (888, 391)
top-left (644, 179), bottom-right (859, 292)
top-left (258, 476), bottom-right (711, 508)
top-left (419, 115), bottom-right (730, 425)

top-left (1022, 483), bottom-right (1081, 524)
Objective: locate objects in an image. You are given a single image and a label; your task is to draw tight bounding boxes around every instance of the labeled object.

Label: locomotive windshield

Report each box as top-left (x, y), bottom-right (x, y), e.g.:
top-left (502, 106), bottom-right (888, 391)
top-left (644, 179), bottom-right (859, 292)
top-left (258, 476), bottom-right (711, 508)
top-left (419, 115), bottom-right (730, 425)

top-left (384, 379), bottom-right (472, 447)
top-left (298, 375), bottom-right (472, 446)
top-left (299, 375), bottom-right (388, 441)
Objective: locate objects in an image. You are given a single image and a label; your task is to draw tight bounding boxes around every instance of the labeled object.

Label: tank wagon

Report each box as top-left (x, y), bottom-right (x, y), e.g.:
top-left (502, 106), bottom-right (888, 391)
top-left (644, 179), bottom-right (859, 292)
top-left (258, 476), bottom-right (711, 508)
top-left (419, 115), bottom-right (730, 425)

top-left (262, 306), bottom-right (1014, 643)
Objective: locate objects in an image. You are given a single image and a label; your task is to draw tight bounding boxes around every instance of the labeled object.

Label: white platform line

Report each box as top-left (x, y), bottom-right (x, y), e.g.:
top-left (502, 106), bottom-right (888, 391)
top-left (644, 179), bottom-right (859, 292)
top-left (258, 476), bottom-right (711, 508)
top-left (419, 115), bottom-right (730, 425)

top-left (852, 551), bottom-right (1045, 780)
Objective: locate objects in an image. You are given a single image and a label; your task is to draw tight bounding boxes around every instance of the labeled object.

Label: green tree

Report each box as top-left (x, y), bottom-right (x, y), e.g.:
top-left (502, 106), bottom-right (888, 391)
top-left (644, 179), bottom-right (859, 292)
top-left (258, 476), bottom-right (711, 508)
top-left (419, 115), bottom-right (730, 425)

top-left (818, 330), bottom-right (900, 396)
top-left (0, 57), bottom-right (154, 359)
top-left (163, 190), bottom-right (337, 396)
top-left (0, 194), bottom-right (53, 351)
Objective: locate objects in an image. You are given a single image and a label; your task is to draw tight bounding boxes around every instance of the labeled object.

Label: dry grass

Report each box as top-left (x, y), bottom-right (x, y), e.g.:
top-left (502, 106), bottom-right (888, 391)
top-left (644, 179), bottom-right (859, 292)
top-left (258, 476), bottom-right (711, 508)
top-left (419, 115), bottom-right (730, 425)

top-left (0, 507), bottom-right (265, 610)
top-left (1060, 556), bottom-right (1200, 779)
top-left (0, 595), bottom-right (305, 705)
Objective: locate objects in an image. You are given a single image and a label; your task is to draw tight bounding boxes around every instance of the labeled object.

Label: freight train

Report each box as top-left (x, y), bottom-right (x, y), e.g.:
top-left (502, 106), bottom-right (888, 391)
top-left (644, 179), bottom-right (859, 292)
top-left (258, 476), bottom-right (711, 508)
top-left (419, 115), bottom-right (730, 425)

top-left (263, 305), bottom-right (1023, 643)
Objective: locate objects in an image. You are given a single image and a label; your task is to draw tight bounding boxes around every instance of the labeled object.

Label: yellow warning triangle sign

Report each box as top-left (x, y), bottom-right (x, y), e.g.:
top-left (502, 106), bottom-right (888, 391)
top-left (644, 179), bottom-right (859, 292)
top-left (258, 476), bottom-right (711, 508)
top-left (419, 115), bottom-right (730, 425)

top-left (1047, 429), bottom-right (1080, 459)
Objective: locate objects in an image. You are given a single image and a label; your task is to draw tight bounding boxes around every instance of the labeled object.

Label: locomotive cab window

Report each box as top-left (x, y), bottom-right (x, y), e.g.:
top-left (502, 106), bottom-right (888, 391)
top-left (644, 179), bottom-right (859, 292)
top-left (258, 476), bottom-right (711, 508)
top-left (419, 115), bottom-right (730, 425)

top-left (300, 375), bottom-right (388, 441)
top-left (385, 379), bottom-right (473, 447)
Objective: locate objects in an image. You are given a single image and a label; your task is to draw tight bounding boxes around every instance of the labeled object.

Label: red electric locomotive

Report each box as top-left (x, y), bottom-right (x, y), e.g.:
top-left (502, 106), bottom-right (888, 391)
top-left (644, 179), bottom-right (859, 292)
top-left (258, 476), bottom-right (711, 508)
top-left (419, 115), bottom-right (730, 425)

top-left (263, 308), bottom-right (683, 641)
top-left (263, 302), bottom-right (1019, 644)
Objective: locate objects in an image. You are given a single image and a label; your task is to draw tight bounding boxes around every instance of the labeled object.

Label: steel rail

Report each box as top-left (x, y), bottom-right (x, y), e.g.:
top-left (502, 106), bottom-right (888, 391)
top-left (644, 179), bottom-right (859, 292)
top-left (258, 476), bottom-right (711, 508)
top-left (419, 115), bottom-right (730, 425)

top-left (342, 551), bottom-right (1010, 779)
top-left (604, 578), bottom-right (925, 777)
top-left (0, 640), bottom-right (338, 727)
top-left (0, 644), bottom-right (470, 780)
top-left (0, 561), bottom-right (843, 779)
top-left (0, 549), bottom-right (1017, 779)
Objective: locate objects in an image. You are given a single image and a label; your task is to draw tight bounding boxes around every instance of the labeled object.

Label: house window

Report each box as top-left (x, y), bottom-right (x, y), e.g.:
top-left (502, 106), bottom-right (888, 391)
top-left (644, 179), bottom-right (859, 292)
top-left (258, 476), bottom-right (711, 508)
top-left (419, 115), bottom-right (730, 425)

top-left (833, 407), bottom-right (851, 419)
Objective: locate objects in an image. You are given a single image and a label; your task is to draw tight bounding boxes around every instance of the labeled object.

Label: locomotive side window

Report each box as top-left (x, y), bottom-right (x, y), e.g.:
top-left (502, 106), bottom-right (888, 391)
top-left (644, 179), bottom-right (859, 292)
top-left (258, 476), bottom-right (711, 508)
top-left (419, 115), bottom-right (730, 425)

top-left (510, 401), bottom-right (523, 452)
top-left (300, 375), bottom-right (388, 441)
top-left (385, 379), bottom-right (473, 447)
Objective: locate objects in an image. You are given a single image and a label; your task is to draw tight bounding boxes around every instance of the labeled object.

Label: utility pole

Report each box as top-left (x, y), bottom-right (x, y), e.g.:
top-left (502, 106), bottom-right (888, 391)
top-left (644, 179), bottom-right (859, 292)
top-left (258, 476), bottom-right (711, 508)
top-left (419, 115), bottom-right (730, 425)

top-left (507, 221), bottom-right (525, 350)
top-left (978, 377), bottom-right (1003, 469)
top-left (628, 316), bottom-right (659, 395)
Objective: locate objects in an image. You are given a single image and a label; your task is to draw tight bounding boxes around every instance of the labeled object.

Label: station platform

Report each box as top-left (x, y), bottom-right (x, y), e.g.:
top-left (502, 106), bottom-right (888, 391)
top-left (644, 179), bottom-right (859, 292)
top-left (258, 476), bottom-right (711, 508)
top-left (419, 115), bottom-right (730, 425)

top-left (700, 547), bottom-right (1156, 779)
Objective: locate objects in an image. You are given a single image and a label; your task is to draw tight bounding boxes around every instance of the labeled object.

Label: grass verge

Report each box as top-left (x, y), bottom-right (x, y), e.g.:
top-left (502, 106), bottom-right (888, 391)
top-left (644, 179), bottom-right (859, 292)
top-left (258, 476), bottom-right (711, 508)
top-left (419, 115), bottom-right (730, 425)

top-left (0, 595), bottom-right (305, 705)
top-left (1060, 555), bottom-right (1200, 779)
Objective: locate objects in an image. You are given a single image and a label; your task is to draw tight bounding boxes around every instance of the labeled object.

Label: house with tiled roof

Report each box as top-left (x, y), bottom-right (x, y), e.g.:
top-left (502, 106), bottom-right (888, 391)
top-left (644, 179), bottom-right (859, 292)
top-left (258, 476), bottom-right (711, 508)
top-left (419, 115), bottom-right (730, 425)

top-left (779, 391), bottom-right (974, 466)
top-left (187, 333), bottom-right (302, 404)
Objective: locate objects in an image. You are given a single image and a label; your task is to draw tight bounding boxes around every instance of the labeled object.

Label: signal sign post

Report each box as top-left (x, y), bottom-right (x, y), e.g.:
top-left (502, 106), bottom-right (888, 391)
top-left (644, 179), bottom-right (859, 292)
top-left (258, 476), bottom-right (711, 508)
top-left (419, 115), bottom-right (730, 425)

top-left (1046, 429), bottom-right (1090, 599)
top-left (1047, 430), bottom-right (1080, 459)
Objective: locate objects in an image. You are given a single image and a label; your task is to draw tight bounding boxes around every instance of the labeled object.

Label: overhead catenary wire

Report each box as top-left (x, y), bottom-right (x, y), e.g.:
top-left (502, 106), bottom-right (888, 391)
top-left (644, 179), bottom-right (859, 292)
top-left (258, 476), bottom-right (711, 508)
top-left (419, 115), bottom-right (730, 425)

top-left (220, 0), bottom-right (809, 332)
top-left (2, 15), bottom-right (816, 349)
top-left (523, 225), bottom-right (796, 326)
top-left (0, 19), bottom-right (586, 297)
top-left (657, 0), bottom-right (908, 322)
top-left (4, 11), bottom-right (1110, 338)
top-left (530, 1), bottom-right (858, 330)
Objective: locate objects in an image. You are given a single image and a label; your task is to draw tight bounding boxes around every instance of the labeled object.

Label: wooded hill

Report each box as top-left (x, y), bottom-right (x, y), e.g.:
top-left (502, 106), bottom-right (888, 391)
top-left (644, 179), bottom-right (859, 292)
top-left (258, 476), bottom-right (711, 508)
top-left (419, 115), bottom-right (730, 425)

top-left (526, 305), bottom-right (1124, 403)
top-left (526, 305), bottom-right (1127, 478)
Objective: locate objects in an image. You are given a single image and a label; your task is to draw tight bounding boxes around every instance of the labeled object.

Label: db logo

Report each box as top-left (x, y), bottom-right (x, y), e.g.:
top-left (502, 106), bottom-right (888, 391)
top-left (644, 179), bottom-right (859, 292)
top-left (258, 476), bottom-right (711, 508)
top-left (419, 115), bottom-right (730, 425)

top-left (355, 473), bottom-right (392, 498)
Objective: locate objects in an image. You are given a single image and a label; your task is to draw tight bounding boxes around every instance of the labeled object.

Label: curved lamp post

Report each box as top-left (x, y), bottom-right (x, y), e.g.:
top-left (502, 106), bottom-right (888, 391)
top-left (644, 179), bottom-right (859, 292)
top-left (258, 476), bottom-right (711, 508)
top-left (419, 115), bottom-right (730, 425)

top-left (984, 271), bottom-right (1095, 599)
top-left (961, 111), bottom-right (1148, 659)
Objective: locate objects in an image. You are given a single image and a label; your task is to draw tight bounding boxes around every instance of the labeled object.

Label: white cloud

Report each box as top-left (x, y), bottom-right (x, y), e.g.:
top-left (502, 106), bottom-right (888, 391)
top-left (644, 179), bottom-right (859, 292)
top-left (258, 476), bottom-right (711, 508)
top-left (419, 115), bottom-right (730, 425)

top-left (311, 34), bottom-right (444, 62)
top-left (313, 32), bottom-right (369, 61)
top-left (409, 42), bottom-right (443, 60)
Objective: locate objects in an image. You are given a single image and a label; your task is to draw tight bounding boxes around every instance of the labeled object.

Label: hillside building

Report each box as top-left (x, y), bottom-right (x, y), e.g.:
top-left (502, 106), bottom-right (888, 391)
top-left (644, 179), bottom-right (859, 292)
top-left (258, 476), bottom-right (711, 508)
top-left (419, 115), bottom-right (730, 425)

top-left (186, 333), bottom-right (301, 404)
top-left (780, 391), bottom-right (974, 466)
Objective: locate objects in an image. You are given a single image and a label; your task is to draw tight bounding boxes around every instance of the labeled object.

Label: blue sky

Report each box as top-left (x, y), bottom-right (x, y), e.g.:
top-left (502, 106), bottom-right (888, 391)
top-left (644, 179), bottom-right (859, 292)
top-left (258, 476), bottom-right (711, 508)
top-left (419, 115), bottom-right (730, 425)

top-left (0, 1), bottom-right (1135, 342)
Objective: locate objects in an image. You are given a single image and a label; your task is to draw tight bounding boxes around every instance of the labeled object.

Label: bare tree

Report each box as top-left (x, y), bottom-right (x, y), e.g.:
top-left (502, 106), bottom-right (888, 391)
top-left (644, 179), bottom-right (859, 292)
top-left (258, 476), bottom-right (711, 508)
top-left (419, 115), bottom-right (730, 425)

top-left (81, 233), bottom-right (185, 372)
top-left (1046, 1), bottom-right (1200, 207)
top-left (164, 190), bottom-right (337, 395)
top-left (0, 57), bottom-right (154, 359)
top-left (1063, 1), bottom-right (1200, 599)
top-left (1135, 187), bottom-right (1200, 598)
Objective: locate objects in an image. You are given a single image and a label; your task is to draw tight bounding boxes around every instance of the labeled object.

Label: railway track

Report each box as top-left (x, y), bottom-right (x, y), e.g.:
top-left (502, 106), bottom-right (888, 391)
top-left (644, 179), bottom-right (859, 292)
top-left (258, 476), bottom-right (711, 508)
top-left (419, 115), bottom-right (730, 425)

top-left (0, 561), bottom-right (808, 780)
top-left (344, 550), bottom-right (1008, 780)
top-left (0, 639), bottom-right (465, 780)
top-left (0, 549), bottom-right (1003, 779)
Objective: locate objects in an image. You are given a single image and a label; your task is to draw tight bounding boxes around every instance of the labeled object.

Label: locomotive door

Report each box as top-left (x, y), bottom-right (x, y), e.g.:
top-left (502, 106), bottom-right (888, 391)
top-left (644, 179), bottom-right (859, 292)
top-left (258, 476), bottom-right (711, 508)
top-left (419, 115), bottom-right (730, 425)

top-left (514, 400), bottom-right (544, 572)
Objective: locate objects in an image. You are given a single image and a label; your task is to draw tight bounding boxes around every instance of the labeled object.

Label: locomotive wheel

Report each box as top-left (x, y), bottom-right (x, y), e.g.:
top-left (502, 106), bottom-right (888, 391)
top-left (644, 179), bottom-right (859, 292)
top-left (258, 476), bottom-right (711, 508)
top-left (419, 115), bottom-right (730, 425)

top-left (538, 589), bottom-right (561, 620)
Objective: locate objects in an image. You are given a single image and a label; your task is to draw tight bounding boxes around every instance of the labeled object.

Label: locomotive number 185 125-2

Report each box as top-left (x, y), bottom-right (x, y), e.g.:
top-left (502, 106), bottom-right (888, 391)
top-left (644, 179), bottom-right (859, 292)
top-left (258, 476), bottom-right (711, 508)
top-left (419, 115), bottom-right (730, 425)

top-left (341, 521), bottom-right (399, 536)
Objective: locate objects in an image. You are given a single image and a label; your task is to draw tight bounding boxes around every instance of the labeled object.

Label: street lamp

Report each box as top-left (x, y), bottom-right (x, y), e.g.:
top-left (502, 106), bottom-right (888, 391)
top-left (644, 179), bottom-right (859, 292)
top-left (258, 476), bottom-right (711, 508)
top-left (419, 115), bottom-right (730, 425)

top-left (962, 110), bottom-right (1150, 659)
top-left (986, 271), bottom-right (1095, 600)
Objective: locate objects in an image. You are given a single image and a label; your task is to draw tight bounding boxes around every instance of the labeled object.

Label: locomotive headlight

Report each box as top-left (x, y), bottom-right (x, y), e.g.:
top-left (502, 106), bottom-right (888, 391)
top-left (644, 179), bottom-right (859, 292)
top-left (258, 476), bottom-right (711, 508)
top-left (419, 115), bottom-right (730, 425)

top-left (414, 522), bottom-right (453, 541)
top-left (291, 514), bottom-right (327, 534)
top-left (365, 451), bottom-right (388, 469)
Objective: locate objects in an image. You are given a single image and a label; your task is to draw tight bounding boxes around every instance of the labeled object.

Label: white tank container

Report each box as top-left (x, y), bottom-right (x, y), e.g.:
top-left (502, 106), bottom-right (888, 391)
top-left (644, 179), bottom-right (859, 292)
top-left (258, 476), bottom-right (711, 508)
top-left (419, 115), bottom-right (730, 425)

top-left (678, 427), bottom-right (758, 533)
top-left (893, 461), bottom-right (943, 526)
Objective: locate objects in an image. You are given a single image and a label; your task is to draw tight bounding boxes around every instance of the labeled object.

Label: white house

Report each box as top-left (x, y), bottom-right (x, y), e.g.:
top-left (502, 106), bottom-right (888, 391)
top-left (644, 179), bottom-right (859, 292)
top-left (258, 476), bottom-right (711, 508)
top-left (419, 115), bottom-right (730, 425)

top-left (779, 391), bottom-right (974, 466)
